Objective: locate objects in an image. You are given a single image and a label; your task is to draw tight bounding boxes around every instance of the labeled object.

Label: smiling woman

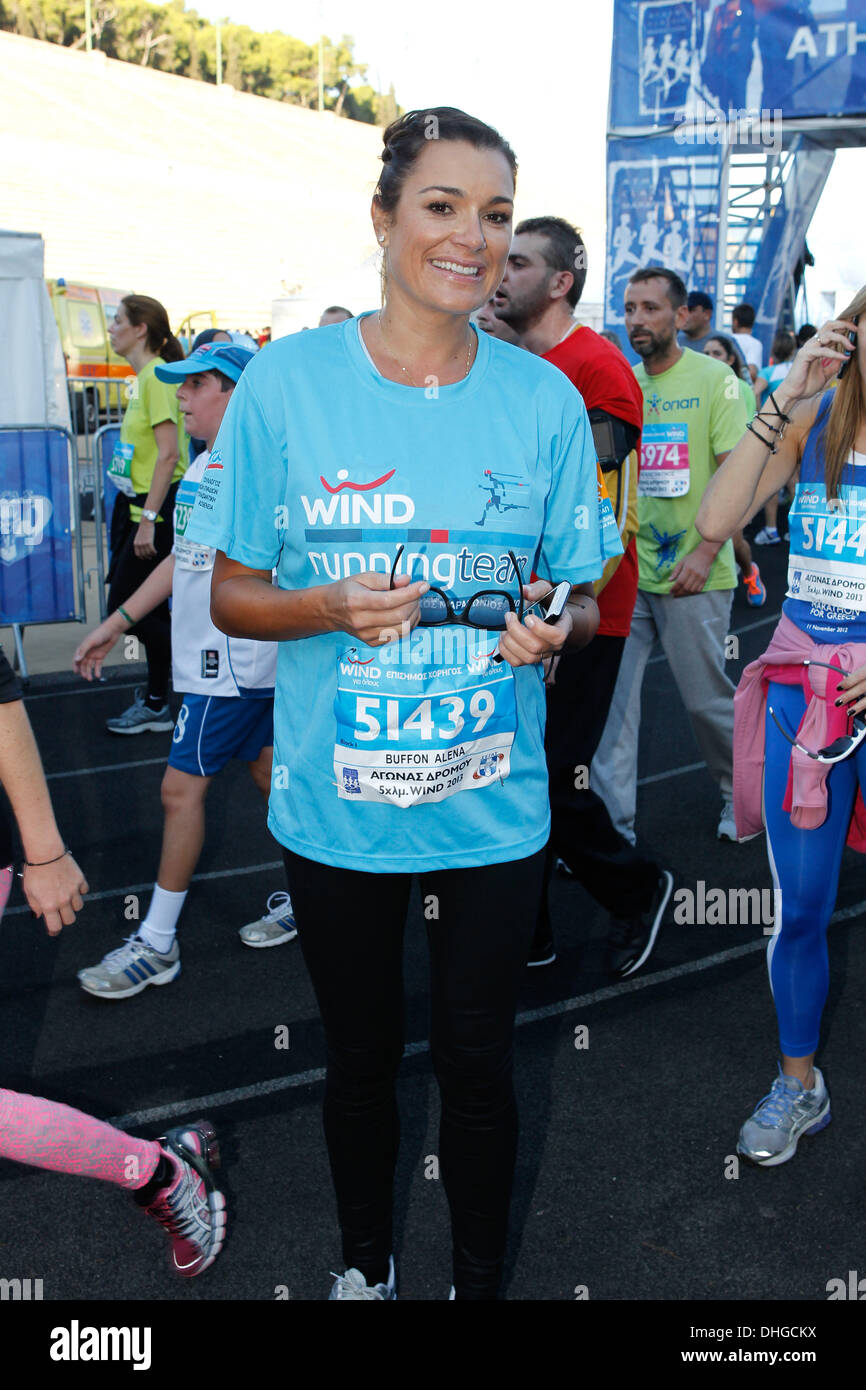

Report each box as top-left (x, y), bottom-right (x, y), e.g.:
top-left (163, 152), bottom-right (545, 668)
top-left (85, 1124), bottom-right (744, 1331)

top-left (184, 105), bottom-right (621, 1302)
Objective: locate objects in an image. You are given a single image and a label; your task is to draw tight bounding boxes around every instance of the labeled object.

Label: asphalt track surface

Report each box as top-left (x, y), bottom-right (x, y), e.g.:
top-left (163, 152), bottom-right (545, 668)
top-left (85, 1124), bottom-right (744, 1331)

top-left (3, 529), bottom-right (866, 1324)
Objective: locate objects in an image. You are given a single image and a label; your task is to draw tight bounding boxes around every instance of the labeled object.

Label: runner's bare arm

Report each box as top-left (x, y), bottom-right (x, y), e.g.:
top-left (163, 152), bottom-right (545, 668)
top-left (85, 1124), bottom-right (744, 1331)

top-left (210, 552), bottom-right (429, 646)
top-left (74, 556), bottom-right (176, 681)
top-left (0, 699), bottom-right (88, 933)
top-left (698, 320), bottom-right (857, 541)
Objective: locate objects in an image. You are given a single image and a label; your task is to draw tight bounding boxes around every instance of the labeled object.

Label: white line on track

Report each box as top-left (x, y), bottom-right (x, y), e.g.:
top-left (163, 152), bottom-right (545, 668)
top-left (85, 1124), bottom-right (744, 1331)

top-left (108, 896), bottom-right (866, 1129)
top-left (47, 757), bottom-right (167, 781)
top-left (23, 680), bottom-right (142, 701)
top-left (1, 860), bottom-right (283, 917)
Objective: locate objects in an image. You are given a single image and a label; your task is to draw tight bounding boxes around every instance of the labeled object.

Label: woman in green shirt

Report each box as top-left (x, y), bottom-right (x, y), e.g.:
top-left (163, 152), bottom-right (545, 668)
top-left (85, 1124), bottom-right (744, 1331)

top-left (105, 295), bottom-right (188, 734)
top-left (704, 335), bottom-right (766, 606)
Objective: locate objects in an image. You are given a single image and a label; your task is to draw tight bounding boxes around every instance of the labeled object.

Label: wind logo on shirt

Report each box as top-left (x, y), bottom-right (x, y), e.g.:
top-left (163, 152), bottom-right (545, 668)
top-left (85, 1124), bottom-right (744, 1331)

top-left (302, 468), bottom-right (414, 526)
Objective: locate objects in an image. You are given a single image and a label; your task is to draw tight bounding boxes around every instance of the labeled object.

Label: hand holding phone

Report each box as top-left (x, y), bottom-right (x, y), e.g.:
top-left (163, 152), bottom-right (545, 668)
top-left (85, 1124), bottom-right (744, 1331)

top-left (836, 314), bottom-right (859, 381)
top-left (492, 580), bottom-right (572, 663)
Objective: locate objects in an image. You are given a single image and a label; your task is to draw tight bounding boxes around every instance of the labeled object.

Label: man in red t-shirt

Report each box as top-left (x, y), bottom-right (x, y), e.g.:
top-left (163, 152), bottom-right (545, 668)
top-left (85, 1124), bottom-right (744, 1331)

top-left (493, 217), bottom-right (672, 978)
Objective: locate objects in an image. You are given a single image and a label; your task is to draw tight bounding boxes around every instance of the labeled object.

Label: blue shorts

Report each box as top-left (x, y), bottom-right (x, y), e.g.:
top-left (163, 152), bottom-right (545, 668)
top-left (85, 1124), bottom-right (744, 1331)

top-left (168, 693), bottom-right (274, 777)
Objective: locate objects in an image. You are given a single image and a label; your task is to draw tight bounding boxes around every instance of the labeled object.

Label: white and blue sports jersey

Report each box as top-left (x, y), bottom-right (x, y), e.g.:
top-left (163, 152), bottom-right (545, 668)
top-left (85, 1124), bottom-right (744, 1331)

top-left (784, 392), bottom-right (866, 642)
top-left (171, 449), bottom-right (276, 697)
top-left (186, 314), bottom-right (621, 872)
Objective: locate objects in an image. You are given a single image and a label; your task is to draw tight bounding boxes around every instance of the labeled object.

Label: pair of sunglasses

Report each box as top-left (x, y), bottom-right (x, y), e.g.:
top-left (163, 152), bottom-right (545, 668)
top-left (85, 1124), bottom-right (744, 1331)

top-left (389, 544), bottom-right (523, 630)
top-left (769, 659), bottom-right (866, 764)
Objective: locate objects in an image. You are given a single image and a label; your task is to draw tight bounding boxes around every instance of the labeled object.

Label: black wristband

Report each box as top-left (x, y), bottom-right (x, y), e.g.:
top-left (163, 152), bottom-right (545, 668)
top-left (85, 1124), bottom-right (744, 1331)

top-left (746, 420), bottom-right (778, 454)
top-left (18, 847), bottom-right (71, 878)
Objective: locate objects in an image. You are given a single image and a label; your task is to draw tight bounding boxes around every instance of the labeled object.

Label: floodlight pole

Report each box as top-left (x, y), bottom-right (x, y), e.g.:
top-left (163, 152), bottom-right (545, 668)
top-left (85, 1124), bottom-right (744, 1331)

top-left (216, 22), bottom-right (223, 86)
top-left (85, 0), bottom-right (93, 52)
top-left (318, 36), bottom-right (325, 111)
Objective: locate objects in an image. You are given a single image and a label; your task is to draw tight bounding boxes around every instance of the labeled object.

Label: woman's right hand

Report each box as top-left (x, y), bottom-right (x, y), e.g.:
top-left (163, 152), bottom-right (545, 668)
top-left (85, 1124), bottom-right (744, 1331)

top-left (777, 319), bottom-right (859, 407)
top-left (73, 616), bottom-right (124, 681)
top-left (329, 571), bottom-right (429, 646)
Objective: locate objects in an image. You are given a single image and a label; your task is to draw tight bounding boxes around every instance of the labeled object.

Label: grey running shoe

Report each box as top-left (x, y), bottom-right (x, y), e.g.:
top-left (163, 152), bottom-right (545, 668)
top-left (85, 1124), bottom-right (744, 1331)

top-left (737, 1065), bottom-right (831, 1166)
top-left (717, 799), bottom-right (737, 841)
top-left (143, 1119), bottom-right (226, 1277)
top-left (238, 890), bottom-right (297, 948)
top-left (106, 687), bottom-right (174, 735)
top-left (329, 1255), bottom-right (396, 1300)
top-left (78, 934), bottom-right (181, 999)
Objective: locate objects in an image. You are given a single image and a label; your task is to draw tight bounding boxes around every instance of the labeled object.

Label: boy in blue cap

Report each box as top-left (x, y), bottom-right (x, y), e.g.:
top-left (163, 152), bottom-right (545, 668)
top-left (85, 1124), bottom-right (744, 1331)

top-left (73, 342), bottom-right (296, 997)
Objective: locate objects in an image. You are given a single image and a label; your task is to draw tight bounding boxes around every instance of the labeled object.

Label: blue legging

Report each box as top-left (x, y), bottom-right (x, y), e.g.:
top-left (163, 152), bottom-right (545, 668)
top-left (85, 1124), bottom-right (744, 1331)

top-left (764, 681), bottom-right (866, 1056)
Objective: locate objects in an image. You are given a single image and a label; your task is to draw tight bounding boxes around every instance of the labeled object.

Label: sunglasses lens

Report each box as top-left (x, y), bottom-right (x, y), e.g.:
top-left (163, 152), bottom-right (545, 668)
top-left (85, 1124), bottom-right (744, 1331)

top-left (465, 594), bottom-right (512, 630)
top-left (818, 737), bottom-right (853, 761)
top-left (418, 592), bottom-right (449, 625)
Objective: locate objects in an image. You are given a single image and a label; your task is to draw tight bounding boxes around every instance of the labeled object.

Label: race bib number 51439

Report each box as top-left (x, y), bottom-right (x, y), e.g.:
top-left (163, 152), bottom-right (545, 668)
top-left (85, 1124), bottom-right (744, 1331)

top-left (333, 647), bottom-right (516, 808)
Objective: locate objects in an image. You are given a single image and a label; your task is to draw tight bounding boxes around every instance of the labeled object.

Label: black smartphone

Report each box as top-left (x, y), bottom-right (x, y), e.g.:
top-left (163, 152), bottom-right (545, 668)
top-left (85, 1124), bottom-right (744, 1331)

top-left (836, 314), bottom-right (859, 381)
top-left (491, 581), bottom-right (572, 662)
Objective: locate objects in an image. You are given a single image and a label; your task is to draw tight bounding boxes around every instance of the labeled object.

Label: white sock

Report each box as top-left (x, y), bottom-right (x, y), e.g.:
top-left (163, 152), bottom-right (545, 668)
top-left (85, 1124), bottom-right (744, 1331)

top-left (139, 885), bottom-right (188, 955)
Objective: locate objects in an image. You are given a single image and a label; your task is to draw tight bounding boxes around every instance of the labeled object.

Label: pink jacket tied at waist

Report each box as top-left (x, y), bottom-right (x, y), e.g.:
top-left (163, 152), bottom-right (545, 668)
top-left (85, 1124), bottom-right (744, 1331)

top-left (733, 612), bottom-right (866, 849)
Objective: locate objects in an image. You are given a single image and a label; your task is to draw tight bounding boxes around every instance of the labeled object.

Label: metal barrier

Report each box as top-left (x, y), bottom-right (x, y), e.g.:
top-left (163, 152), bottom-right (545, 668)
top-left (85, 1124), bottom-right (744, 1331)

top-left (0, 427), bottom-right (86, 677)
top-left (91, 423), bottom-right (121, 619)
top-left (67, 375), bottom-right (132, 519)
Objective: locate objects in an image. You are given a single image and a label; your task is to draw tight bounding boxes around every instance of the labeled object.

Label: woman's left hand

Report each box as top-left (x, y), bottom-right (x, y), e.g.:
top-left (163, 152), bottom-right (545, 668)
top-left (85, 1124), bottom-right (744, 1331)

top-left (497, 581), bottom-right (572, 668)
top-left (835, 662), bottom-right (866, 717)
top-left (133, 520), bottom-right (157, 560)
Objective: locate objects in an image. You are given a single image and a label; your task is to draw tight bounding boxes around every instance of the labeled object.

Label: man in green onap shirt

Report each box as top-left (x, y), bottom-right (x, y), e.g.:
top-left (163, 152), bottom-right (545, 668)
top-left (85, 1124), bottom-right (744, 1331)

top-left (593, 267), bottom-right (748, 844)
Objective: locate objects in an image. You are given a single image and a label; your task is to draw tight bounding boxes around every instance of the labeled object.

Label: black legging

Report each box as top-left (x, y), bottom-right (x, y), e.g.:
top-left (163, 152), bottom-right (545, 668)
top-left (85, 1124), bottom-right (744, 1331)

top-left (106, 486), bottom-right (179, 704)
top-left (282, 846), bottom-right (545, 1300)
top-left (536, 634), bottom-right (660, 941)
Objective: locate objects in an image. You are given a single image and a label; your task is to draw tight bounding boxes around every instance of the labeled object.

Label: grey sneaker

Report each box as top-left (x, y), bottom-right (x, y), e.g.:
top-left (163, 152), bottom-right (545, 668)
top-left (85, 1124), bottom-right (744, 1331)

top-left (717, 799), bottom-right (737, 841)
top-left (238, 890), bottom-right (297, 948)
top-left (78, 934), bottom-right (181, 999)
top-left (737, 1065), bottom-right (831, 1166)
top-left (329, 1255), bottom-right (396, 1300)
top-left (106, 687), bottom-right (174, 735)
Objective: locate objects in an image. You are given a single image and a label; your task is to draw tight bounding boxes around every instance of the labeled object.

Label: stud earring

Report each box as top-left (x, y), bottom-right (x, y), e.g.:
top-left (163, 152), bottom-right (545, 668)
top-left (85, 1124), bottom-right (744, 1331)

top-left (378, 234), bottom-right (385, 244)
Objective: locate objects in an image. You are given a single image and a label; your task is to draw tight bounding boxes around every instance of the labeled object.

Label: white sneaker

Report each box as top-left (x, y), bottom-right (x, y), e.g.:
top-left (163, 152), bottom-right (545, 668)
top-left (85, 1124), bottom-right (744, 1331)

top-left (238, 890), bottom-right (297, 948)
top-left (329, 1255), bottom-right (396, 1300)
top-left (753, 526), bottom-right (781, 546)
top-left (78, 935), bottom-right (180, 999)
top-left (717, 799), bottom-right (737, 841)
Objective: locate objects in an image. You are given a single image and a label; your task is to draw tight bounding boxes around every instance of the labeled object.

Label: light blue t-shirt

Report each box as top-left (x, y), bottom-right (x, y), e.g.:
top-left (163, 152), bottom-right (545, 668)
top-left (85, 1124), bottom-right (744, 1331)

top-left (187, 313), bottom-right (621, 872)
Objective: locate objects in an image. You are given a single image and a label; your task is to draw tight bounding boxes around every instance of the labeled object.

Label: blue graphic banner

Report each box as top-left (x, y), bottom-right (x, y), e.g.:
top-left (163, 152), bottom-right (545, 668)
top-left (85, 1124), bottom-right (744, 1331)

top-left (611, 1), bottom-right (866, 129)
top-left (605, 135), bottom-right (723, 327)
top-left (0, 429), bottom-right (77, 625)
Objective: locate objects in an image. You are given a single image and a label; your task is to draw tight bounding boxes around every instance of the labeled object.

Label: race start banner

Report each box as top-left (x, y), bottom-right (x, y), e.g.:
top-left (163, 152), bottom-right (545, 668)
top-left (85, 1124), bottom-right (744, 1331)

top-left (610, 1), bottom-right (866, 129)
top-left (0, 428), bottom-right (81, 625)
top-left (605, 1), bottom-right (866, 343)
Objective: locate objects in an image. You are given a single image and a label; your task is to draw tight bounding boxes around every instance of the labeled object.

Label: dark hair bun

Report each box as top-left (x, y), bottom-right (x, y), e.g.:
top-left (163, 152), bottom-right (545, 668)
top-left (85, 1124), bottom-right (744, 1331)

top-left (381, 146), bottom-right (393, 163)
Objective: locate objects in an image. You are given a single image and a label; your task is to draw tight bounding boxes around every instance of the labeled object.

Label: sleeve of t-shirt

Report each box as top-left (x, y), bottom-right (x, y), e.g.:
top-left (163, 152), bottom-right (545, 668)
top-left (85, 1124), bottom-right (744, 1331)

top-left (185, 372), bottom-right (286, 571)
top-left (709, 369), bottom-right (749, 459)
top-left (143, 371), bottom-right (180, 430)
top-left (537, 390), bottom-right (623, 585)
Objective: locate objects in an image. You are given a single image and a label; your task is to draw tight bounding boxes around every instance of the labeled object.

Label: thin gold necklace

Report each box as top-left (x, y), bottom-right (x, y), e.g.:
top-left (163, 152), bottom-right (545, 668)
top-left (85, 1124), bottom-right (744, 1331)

top-left (377, 311), bottom-right (473, 385)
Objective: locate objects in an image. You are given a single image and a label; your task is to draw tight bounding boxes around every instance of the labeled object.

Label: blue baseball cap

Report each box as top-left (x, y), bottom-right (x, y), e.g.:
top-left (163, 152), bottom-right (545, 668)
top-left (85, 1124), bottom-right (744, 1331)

top-left (155, 342), bottom-right (254, 385)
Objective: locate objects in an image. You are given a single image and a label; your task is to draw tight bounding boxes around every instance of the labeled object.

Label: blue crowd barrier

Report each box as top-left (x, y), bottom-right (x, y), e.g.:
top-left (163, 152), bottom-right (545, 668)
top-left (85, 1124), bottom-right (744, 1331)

top-left (0, 427), bottom-right (84, 627)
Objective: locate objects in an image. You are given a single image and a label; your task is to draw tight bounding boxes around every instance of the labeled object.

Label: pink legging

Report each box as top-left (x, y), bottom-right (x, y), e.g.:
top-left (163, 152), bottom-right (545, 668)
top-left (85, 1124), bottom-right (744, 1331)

top-left (0, 865), bottom-right (161, 1190)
